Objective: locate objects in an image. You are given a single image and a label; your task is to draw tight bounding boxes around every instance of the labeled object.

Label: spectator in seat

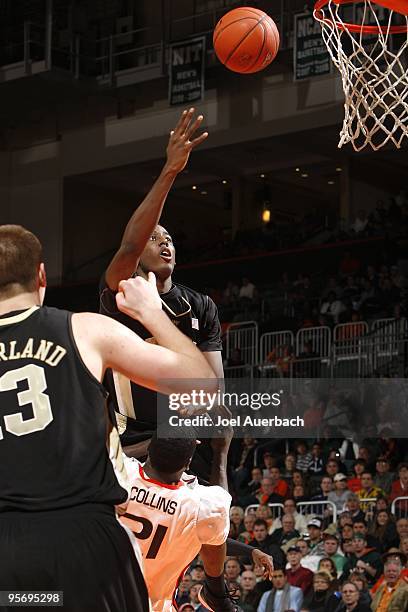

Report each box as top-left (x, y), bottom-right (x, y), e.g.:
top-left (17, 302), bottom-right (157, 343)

top-left (269, 467), bottom-right (289, 499)
top-left (229, 506), bottom-right (245, 539)
top-left (239, 570), bottom-right (261, 611)
top-left (270, 515), bottom-right (300, 547)
top-left (342, 533), bottom-right (383, 587)
top-left (344, 493), bottom-right (366, 523)
top-left (351, 210), bottom-right (368, 235)
top-left (301, 571), bottom-right (340, 612)
top-left (257, 569), bottom-right (303, 612)
top-left (352, 519), bottom-right (381, 552)
top-left (348, 572), bottom-right (372, 607)
top-left (356, 472), bottom-right (385, 511)
top-left (308, 442), bottom-right (324, 476)
top-left (311, 476), bottom-right (333, 510)
top-left (348, 460), bottom-right (367, 493)
top-left (190, 563), bottom-right (205, 582)
top-left (249, 519), bottom-right (285, 569)
top-left (239, 513), bottom-right (256, 545)
top-left (286, 545), bottom-right (314, 595)
top-left (282, 453), bottom-right (297, 480)
top-left (252, 477), bottom-right (285, 506)
top-left (328, 473), bottom-right (351, 513)
top-left (176, 573), bottom-right (193, 608)
top-left (371, 551), bottom-right (408, 611)
top-left (272, 498), bottom-right (308, 534)
top-left (368, 510), bottom-right (398, 553)
top-left (239, 277), bottom-right (257, 301)
top-left (396, 518), bottom-right (408, 548)
top-left (320, 291), bottom-right (346, 325)
top-left (322, 533), bottom-right (346, 575)
top-left (255, 505), bottom-right (274, 534)
top-left (296, 442), bottom-right (313, 473)
top-left (178, 604), bottom-right (195, 612)
top-left (296, 538), bottom-right (311, 564)
top-left (224, 558), bottom-right (242, 582)
top-left (390, 462), bottom-right (408, 504)
top-left (317, 557), bottom-right (339, 585)
top-left (239, 466), bottom-right (263, 502)
top-left (339, 437), bottom-right (360, 464)
top-left (188, 582), bottom-right (206, 611)
top-left (339, 580), bottom-right (372, 612)
top-left (262, 451), bottom-right (278, 478)
top-left (306, 518), bottom-right (325, 556)
top-left (325, 459), bottom-right (341, 479)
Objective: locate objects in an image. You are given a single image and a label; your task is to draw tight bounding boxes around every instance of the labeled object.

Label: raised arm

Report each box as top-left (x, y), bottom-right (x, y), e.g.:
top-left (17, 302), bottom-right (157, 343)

top-left (105, 108), bottom-right (208, 290)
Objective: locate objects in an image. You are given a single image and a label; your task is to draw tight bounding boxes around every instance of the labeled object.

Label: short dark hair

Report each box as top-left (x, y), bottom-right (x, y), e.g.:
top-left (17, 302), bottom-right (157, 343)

top-left (353, 518), bottom-right (367, 527)
top-left (253, 519), bottom-right (268, 529)
top-left (148, 434), bottom-right (197, 473)
top-left (361, 471), bottom-right (374, 478)
top-left (0, 225), bottom-right (42, 296)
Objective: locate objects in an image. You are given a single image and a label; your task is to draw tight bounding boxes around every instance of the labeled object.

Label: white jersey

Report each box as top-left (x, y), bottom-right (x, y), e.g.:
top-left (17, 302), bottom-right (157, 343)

top-left (120, 457), bottom-right (231, 611)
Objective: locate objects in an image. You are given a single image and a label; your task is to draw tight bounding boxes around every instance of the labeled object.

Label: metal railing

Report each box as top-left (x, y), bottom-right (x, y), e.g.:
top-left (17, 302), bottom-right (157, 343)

top-left (296, 326), bottom-right (332, 360)
top-left (391, 496), bottom-right (408, 518)
top-left (259, 330), bottom-right (295, 366)
top-left (244, 503), bottom-right (284, 519)
top-left (226, 321), bottom-right (259, 366)
top-left (296, 500), bottom-right (337, 523)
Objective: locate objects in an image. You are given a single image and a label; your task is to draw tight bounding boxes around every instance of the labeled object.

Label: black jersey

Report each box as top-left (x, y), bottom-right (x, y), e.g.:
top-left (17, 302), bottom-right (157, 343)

top-left (99, 276), bottom-right (222, 444)
top-left (0, 306), bottom-right (127, 511)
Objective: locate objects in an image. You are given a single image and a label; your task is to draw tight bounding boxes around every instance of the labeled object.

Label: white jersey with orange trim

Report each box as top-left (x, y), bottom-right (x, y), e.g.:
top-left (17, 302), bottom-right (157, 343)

top-left (119, 457), bottom-right (231, 612)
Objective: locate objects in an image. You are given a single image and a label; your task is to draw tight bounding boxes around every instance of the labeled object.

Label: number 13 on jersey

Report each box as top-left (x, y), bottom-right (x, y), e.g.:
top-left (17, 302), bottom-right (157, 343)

top-left (0, 364), bottom-right (53, 440)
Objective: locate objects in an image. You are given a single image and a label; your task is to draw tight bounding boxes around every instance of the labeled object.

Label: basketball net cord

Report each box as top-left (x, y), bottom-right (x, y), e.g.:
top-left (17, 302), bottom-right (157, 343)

top-left (314, 1), bottom-right (408, 151)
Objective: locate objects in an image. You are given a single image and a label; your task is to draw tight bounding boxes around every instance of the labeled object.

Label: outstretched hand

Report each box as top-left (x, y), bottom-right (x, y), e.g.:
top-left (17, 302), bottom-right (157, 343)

top-left (165, 108), bottom-right (208, 174)
top-left (252, 548), bottom-right (274, 581)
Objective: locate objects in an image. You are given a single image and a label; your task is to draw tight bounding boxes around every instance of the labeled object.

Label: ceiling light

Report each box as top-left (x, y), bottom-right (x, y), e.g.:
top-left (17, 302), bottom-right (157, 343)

top-left (192, 185), bottom-right (197, 190)
top-left (260, 173), bottom-right (265, 178)
top-left (201, 190), bottom-right (207, 195)
top-left (328, 180), bottom-right (335, 185)
top-left (336, 167), bottom-right (342, 172)
top-left (222, 180), bottom-right (227, 184)
top-left (295, 167), bottom-right (300, 172)
top-left (262, 209), bottom-right (271, 223)
top-left (301, 173), bottom-right (308, 178)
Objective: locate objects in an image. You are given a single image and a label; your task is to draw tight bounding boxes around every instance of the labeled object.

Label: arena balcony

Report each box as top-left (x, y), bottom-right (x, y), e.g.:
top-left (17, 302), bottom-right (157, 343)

top-left (0, 0), bottom-right (306, 87)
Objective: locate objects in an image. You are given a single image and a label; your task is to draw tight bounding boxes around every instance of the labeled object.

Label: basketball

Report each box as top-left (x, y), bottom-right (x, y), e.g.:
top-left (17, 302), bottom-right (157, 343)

top-left (213, 7), bottom-right (280, 74)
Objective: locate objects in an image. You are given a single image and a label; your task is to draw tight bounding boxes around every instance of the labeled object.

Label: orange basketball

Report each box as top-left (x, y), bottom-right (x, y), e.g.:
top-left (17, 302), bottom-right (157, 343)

top-left (213, 7), bottom-right (280, 74)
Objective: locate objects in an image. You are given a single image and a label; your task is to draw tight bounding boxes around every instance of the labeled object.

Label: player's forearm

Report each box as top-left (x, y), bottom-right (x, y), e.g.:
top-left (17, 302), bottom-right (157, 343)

top-left (210, 449), bottom-right (229, 490)
top-left (143, 310), bottom-right (216, 380)
top-left (226, 538), bottom-right (254, 557)
top-left (121, 164), bottom-right (178, 252)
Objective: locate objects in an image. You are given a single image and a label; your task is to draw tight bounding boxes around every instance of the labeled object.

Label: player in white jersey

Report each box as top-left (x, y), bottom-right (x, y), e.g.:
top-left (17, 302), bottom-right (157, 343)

top-left (120, 434), bottom-right (243, 611)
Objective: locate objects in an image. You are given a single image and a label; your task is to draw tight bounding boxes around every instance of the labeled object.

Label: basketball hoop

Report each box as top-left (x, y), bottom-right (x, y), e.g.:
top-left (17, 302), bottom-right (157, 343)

top-left (314, 0), bottom-right (408, 151)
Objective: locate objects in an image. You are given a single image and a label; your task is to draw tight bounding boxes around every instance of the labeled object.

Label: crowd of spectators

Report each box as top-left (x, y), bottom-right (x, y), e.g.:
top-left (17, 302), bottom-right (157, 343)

top-left (177, 438), bottom-right (408, 611)
top-left (176, 191), bottom-right (408, 267)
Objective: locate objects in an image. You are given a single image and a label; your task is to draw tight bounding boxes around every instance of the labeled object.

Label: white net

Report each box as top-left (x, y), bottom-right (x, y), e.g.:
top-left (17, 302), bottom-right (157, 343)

top-left (314, 0), bottom-right (408, 151)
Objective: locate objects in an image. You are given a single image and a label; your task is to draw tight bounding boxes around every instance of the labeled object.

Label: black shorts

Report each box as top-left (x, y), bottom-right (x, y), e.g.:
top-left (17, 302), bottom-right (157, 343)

top-left (0, 503), bottom-right (149, 612)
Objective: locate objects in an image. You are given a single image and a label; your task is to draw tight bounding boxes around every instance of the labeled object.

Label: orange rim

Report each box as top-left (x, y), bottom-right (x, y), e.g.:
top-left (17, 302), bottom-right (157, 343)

top-left (314, 0), bottom-right (408, 34)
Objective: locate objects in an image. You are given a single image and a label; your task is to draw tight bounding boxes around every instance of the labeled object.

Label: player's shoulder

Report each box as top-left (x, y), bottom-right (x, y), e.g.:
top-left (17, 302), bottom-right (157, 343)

top-left (174, 283), bottom-right (218, 312)
top-left (195, 483), bottom-right (232, 506)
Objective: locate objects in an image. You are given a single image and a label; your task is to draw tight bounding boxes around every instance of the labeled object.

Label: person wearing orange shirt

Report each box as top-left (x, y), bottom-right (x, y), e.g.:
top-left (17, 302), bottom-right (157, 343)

top-left (371, 551), bottom-right (408, 611)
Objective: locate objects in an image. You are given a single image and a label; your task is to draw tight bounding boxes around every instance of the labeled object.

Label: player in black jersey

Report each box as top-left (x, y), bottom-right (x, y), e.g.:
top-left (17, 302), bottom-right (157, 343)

top-left (99, 108), bottom-right (224, 460)
top-left (0, 225), bottom-right (216, 612)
